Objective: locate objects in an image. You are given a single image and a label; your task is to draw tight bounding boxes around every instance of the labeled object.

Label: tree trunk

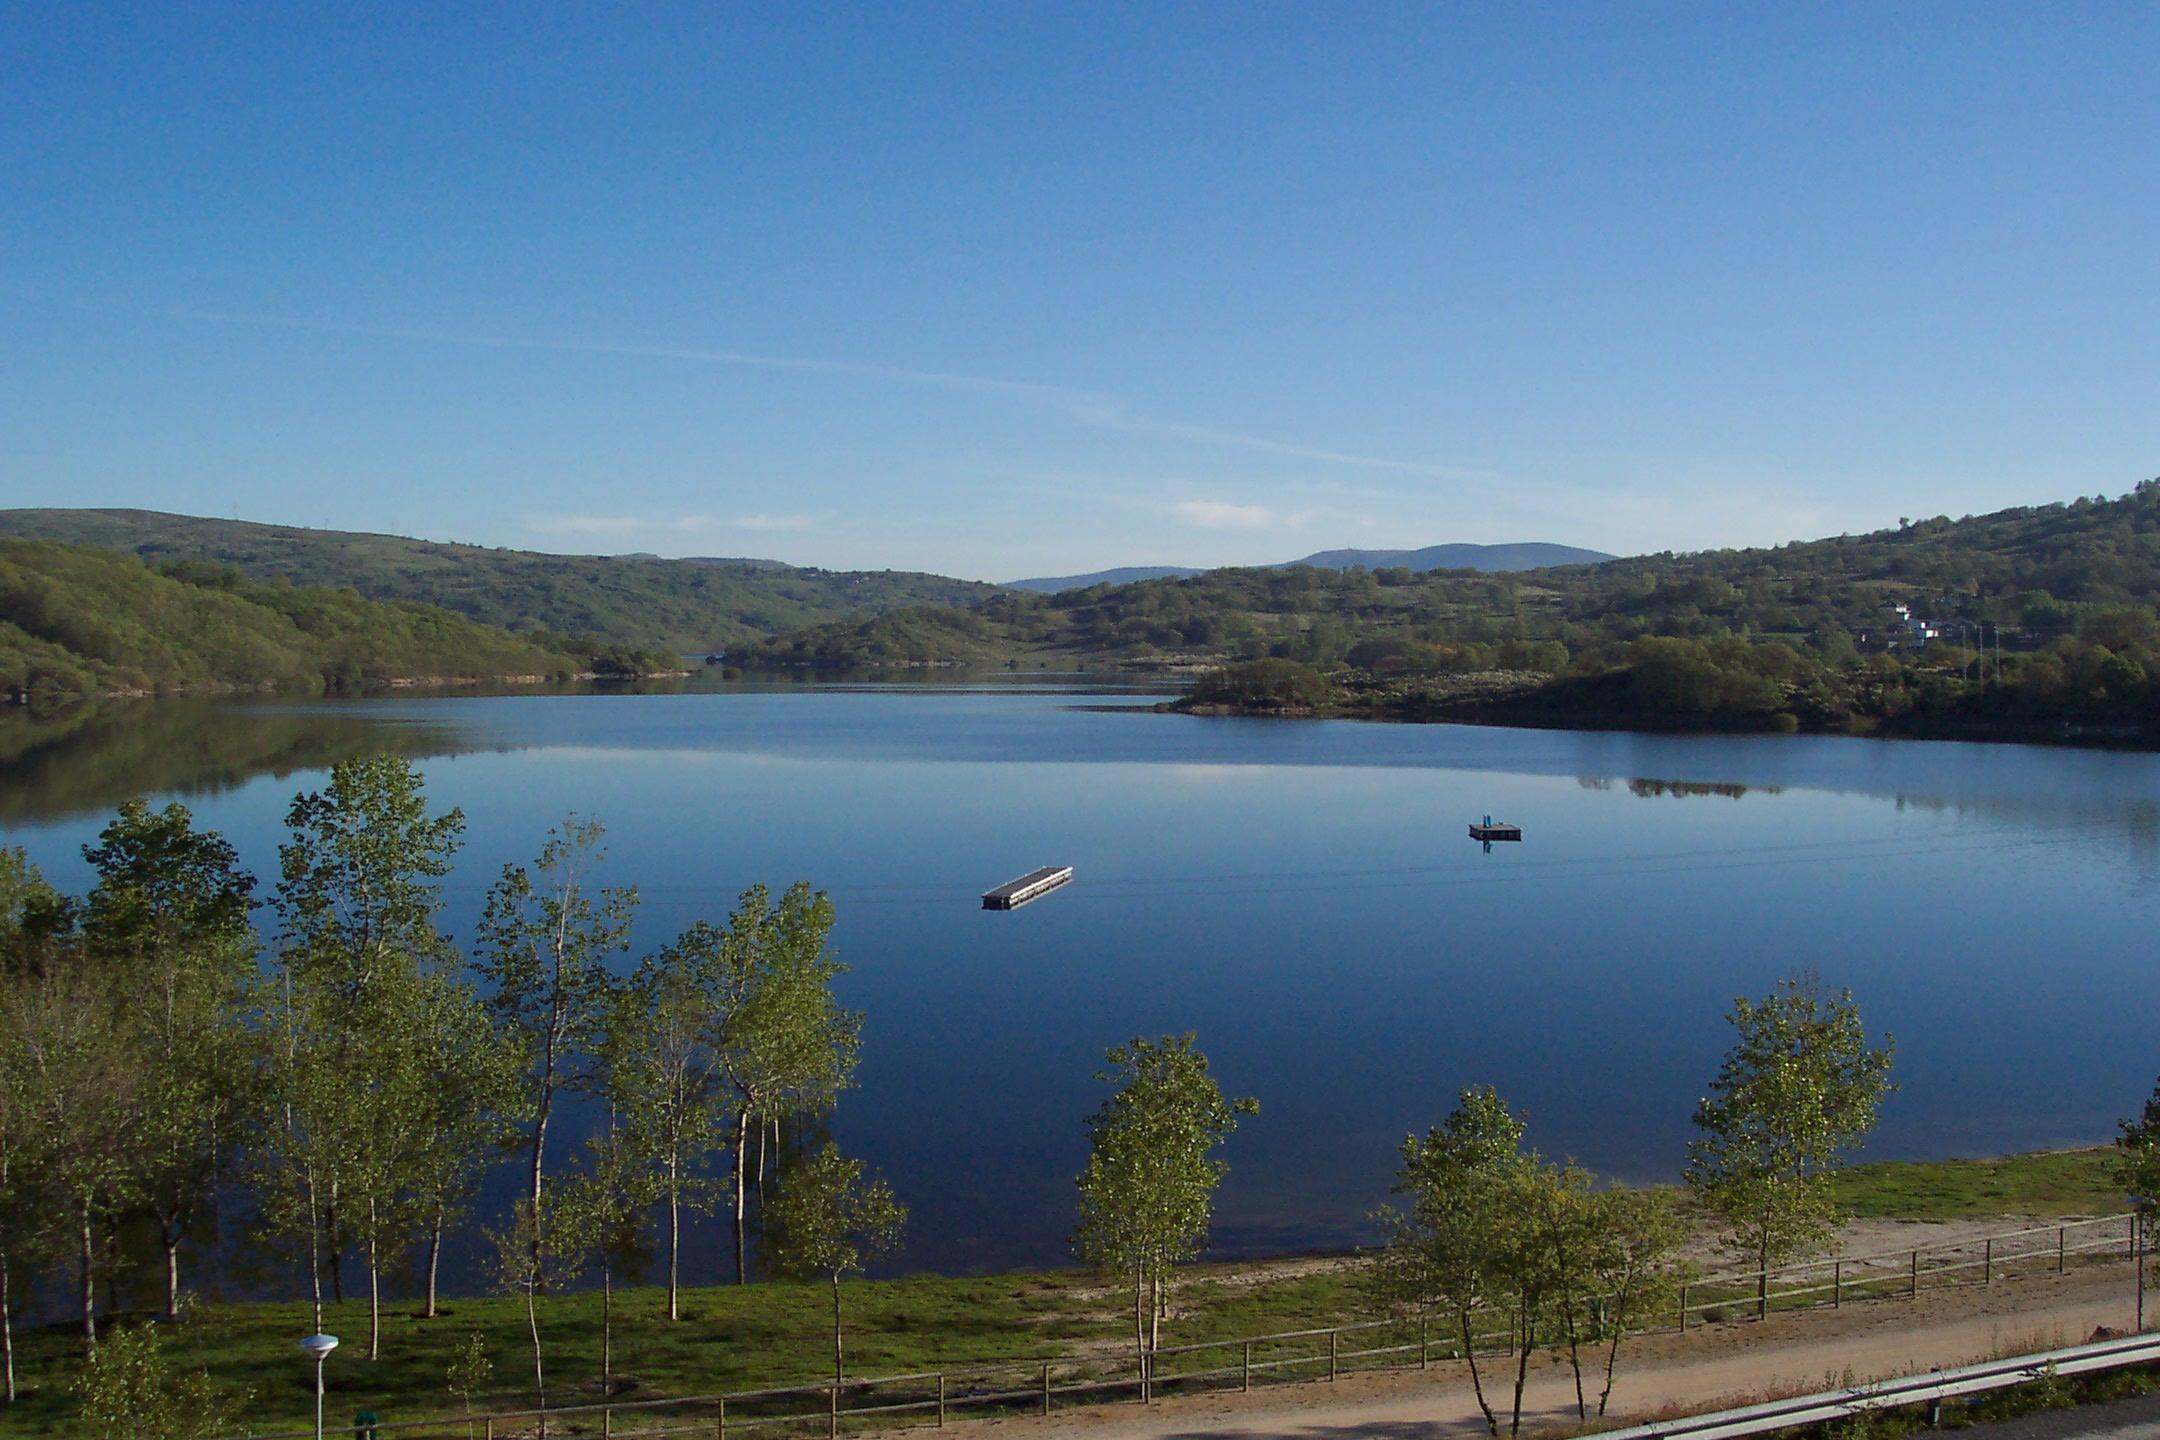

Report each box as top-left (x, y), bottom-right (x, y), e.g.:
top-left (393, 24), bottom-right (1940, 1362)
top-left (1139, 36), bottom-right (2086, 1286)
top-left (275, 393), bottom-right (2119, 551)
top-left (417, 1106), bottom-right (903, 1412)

top-left (525, 1281), bottom-right (547, 1440)
top-left (1132, 1266), bottom-right (1147, 1400)
top-left (529, 1083), bottom-right (553, 1283)
top-left (1460, 1308), bottom-right (1497, 1437)
top-left (1148, 1272), bottom-right (1161, 1354)
top-left (326, 1189), bottom-right (344, 1303)
top-left (602, 1266), bottom-right (613, 1395)
top-left (163, 1230), bottom-right (181, 1320)
top-left (159, 1202), bottom-right (185, 1320)
top-left (832, 1272), bottom-right (844, 1393)
top-left (667, 1169), bottom-right (681, 1320)
top-left (1509, 1308), bottom-right (1533, 1436)
top-left (306, 1164), bottom-right (325, 1333)
top-left (1600, 1328), bottom-right (1624, 1416)
top-left (1757, 1232), bottom-right (1770, 1320)
top-left (424, 1211), bottom-right (444, 1319)
top-left (754, 1117), bottom-right (769, 1255)
top-left (733, 1107), bottom-right (750, 1284)
top-left (3, 1254), bottom-right (16, 1403)
top-left (366, 1200), bottom-right (382, 1361)
top-left (77, 1200), bottom-right (96, 1351)
top-left (1562, 1297), bottom-right (1586, 1418)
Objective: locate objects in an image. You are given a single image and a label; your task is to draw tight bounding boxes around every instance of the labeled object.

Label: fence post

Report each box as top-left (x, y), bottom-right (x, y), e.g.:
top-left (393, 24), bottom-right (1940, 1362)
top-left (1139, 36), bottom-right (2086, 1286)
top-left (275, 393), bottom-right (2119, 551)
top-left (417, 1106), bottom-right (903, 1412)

top-left (937, 1374), bottom-right (945, 1428)
top-left (1985, 1238), bottom-right (1993, 1285)
top-left (604, 1407), bottom-right (614, 1439)
top-left (1678, 1283), bottom-right (1688, 1332)
top-left (1420, 1315), bottom-right (1430, 1369)
top-left (717, 1395), bottom-right (726, 1439)
top-left (1243, 1340), bottom-right (1253, 1392)
top-left (2060, 1226), bottom-right (2068, 1274)
top-left (1834, 1261), bottom-right (1842, 1308)
top-left (486, 1422), bottom-right (495, 1440)
top-left (1911, 1249), bottom-right (1920, 1298)
top-left (829, 1379), bottom-right (839, 1440)
top-left (1042, 1361), bottom-right (1051, 1417)
top-left (1329, 1329), bottom-right (1339, 1382)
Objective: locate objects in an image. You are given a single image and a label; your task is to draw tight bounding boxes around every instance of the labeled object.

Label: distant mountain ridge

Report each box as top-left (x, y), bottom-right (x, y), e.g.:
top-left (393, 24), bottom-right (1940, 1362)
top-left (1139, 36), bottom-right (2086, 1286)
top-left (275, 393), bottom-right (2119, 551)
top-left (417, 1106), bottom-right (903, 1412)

top-left (1007, 541), bottom-right (1615, 593)
top-left (0, 509), bottom-right (998, 652)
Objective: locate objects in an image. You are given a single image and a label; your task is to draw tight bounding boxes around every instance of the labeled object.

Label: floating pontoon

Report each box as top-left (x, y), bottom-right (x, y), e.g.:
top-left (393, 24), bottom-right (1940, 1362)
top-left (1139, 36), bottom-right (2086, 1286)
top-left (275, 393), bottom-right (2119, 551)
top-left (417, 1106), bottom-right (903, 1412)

top-left (982, 865), bottom-right (1074, 910)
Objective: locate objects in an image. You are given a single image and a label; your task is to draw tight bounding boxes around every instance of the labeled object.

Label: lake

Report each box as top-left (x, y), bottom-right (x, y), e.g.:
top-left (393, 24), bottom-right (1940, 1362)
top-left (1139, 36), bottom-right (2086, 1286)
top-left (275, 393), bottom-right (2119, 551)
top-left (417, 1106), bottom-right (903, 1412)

top-left (4, 676), bottom-right (2157, 1289)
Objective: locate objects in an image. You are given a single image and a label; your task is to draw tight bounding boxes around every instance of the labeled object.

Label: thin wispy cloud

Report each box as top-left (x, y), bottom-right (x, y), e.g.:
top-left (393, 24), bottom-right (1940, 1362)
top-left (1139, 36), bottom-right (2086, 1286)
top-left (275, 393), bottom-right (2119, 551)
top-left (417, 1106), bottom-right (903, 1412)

top-left (734, 511), bottom-right (828, 532)
top-left (527, 514), bottom-right (651, 535)
top-left (131, 300), bottom-right (1487, 483)
top-left (1172, 500), bottom-right (1319, 531)
top-left (527, 513), bottom-right (715, 535)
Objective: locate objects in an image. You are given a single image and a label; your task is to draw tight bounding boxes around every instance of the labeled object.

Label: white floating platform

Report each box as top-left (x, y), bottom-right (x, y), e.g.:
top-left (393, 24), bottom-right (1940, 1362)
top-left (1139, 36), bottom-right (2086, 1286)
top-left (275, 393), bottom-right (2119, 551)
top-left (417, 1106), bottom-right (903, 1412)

top-left (982, 865), bottom-right (1074, 910)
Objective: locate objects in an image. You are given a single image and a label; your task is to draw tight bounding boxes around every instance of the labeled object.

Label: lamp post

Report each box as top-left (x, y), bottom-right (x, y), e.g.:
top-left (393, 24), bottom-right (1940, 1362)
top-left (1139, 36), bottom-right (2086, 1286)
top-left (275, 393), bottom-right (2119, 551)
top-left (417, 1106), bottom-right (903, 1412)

top-left (299, 1333), bottom-right (339, 1440)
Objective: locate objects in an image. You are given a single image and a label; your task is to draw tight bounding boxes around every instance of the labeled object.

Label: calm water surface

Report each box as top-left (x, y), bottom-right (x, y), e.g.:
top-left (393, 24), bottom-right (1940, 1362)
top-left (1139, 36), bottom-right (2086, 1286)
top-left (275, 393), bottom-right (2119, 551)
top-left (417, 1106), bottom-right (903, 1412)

top-left (5, 679), bottom-right (2157, 1285)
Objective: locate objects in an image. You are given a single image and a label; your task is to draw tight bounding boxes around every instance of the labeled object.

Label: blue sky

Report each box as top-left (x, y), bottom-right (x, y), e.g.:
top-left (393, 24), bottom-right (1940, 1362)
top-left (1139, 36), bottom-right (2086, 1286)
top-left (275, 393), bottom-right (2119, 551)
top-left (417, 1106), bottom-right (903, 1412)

top-left (2, 4), bottom-right (2154, 581)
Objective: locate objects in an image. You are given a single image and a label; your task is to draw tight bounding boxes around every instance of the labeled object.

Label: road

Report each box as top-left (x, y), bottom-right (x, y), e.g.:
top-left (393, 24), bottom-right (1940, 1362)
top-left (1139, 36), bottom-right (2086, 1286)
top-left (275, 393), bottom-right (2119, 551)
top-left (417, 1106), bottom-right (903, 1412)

top-left (925, 1264), bottom-right (2146, 1440)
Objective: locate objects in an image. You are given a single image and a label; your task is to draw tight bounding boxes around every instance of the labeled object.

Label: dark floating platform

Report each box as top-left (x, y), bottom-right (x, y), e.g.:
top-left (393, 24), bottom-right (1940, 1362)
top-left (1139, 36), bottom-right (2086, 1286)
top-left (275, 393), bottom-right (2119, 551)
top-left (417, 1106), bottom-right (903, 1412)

top-left (982, 865), bottom-right (1075, 910)
top-left (1467, 821), bottom-right (1522, 842)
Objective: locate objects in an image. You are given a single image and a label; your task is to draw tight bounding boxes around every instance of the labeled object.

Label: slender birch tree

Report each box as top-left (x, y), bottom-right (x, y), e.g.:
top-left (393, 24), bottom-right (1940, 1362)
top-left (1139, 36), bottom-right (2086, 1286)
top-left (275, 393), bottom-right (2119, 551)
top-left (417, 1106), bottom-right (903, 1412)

top-left (1366, 1086), bottom-right (1527, 1437)
top-left (766, 1143), bottom-right (905, 1404)
top-left (605, 927), bottom-right (723, 1318)
top-left (2, 959), bottom-right (145, 1351)
top-left (476, 818), bottom-right (634, 1280)
top-left (270, 757), bottom-right (464, 1329)
top-left (714, 884), bottom-right (859, 1284)
top-left (1685, 973), bottom-right (1895, 1317)
top-left (1072, 1033), bottom-right (1255, 1377)
top-left (80, 799), bottom-right (259, 1320)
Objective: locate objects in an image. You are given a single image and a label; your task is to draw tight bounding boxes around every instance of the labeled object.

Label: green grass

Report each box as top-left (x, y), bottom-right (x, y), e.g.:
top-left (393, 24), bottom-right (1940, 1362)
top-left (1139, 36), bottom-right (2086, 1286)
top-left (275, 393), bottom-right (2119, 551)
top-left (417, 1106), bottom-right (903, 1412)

top-left (0, 1262), bottom-right (1370, 1439)
top-left (1830, 1146), bottom-right (2124, 1219)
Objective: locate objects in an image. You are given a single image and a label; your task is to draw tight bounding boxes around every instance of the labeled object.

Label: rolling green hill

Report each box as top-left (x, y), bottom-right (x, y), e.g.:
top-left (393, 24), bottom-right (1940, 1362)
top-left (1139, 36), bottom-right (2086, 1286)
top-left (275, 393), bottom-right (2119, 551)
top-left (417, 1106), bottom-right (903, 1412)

top-left (0, 538), bottom-right (596, 706)
top-left (739, 483), bottom-right (2160, 742)
top-left (0, 509), bottom-right (999, 652)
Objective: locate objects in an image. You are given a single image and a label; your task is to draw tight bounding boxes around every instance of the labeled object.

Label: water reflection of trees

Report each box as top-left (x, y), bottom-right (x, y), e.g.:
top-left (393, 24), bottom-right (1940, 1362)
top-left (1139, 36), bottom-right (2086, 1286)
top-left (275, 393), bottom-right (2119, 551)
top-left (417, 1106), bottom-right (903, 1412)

top-left (1575, 775), bottom-right (1781, 800)
top-left (0, 702), bottom-right (473, 823)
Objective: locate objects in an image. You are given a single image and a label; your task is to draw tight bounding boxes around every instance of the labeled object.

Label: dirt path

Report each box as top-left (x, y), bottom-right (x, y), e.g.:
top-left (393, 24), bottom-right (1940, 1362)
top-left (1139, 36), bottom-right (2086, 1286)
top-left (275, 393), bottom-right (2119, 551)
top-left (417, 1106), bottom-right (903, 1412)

top-left (931, 1264), bottom-right (2148, 1440)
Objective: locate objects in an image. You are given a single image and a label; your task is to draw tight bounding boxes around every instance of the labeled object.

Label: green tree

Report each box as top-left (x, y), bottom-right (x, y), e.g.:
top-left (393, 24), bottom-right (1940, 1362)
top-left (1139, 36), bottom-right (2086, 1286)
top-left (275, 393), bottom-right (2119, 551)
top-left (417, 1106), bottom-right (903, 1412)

top-left (80, 799), bottom-right (259, 1320)
top-left (0, 962), bottom-right (62, 1400)
top-left (73, 1324), bottom-right (246, 1440)
top-left (765, 1143), bottom-right (906, 1405)
top-left (1686, 974), bottom-right (1895, 1317)
top-left (2, 956), bottom-right (145, 1351)
top-left (714, 883), bottom-right (859, 1284)
top-left (477, 817), bottom-right (635, 1280)
top-left (1366, 1086), bottom-right (1527, 1436)
top-left (406, 974), bottom-right (525, 1320)
top-left (445, 1331), bottom-right (495, 1439)
top-left (556, 1114), bottom-right (653, 1396)
top-left (487, 1196), bottom-right (592, 1435)
top-left (0, 846), bottom-right (75, 977)
top-left (606, 926), bottom-right (726, 1318)
top-left (1581, 1187), bottom-right (1689, 1416)
top-left (1072, 1033), bottom-right (1256, 1376)
top-left (2115, 1075), bottom-right (2160, 1300)
top-left (270, 757), bottom-right (465, 1331)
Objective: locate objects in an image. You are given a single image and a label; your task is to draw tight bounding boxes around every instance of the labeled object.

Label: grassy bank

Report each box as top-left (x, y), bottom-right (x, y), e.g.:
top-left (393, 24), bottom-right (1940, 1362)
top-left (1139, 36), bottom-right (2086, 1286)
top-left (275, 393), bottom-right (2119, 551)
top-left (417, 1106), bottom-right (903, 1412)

top-left (0, 1148), bottom-right (2124, 1437)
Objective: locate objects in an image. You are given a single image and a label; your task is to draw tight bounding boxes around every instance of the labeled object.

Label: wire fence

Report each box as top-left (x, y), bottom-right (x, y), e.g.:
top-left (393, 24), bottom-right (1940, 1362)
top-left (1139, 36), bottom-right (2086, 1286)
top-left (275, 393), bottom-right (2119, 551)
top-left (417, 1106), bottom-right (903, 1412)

top-left (227, 1212), bottom-right (2148, 1440)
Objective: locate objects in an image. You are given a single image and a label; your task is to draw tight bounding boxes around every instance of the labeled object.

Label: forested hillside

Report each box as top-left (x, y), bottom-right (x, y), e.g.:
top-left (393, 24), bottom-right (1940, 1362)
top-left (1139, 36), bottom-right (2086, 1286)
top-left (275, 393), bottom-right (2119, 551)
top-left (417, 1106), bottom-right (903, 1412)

top-left (0, 539), bottom-right (610, 706)
top-left (740, 483), bottom-right (2160, 742)
top-left (0, 509), bottom-right (999, 652)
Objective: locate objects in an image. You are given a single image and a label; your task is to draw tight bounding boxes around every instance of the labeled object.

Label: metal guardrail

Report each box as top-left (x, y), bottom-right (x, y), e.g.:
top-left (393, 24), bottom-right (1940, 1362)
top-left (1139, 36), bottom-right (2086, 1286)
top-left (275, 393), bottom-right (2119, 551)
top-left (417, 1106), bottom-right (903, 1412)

top-left (224, 1211), bottom-right (2148, 1439)
top-left (1596, 1330), bottom-right (2160, 1440)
